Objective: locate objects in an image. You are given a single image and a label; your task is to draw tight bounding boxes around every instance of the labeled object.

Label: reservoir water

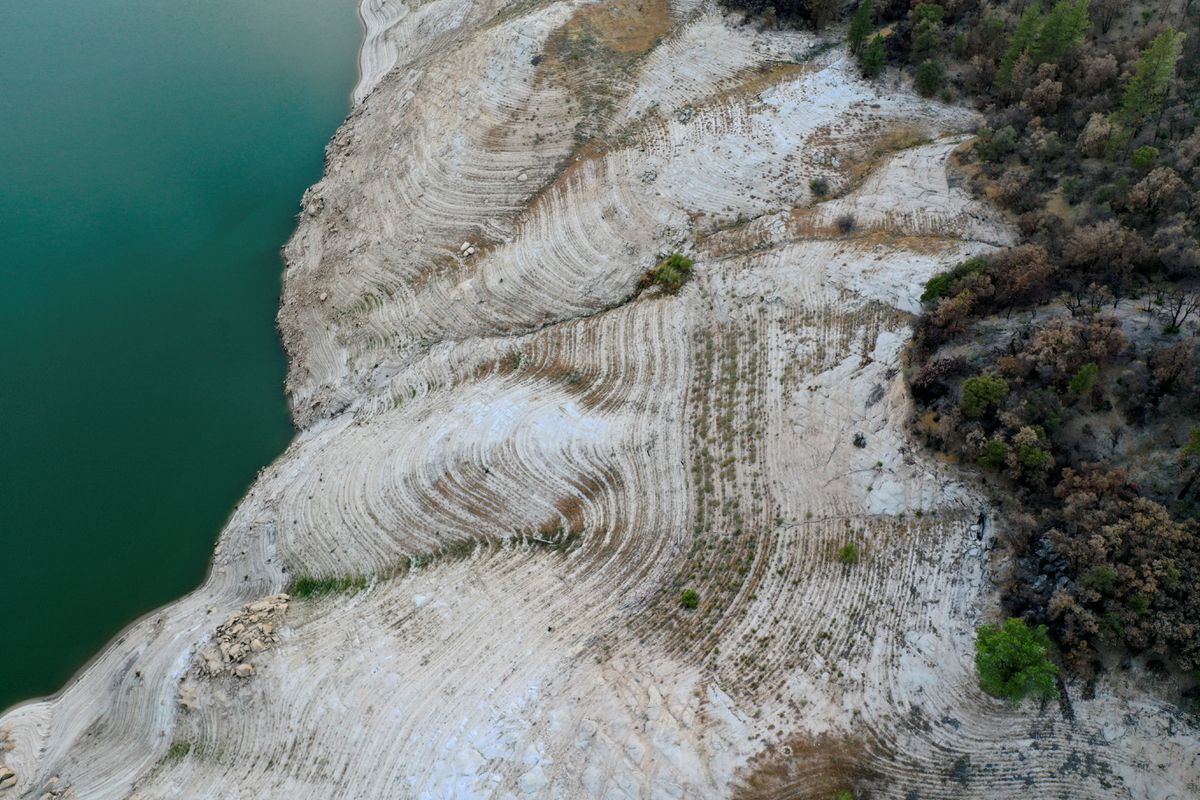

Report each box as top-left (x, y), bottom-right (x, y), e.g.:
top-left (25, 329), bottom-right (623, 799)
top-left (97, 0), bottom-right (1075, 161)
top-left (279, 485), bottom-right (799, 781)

top-left (0, 0), bottom-right (360, 711)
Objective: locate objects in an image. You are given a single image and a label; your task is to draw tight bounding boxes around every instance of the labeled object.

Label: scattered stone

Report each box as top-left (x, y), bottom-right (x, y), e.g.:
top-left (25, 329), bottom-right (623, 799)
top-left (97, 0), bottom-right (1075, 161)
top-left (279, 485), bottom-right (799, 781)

top-left (177, 681), bottom-right (199, 712)
top-left (0, 767), bottom-right (15, 791)
top-left (517, 172), bottom-right (528, 182)
top-left (195, 593), bottom-right (288, 678)
top-left (318, 291), bottom-right (328, 302)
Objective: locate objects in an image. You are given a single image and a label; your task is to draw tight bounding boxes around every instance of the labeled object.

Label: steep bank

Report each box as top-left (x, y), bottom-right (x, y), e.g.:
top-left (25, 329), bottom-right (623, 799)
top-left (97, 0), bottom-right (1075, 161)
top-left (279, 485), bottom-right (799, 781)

top-left (1, 2), bottom-right (1195, 798)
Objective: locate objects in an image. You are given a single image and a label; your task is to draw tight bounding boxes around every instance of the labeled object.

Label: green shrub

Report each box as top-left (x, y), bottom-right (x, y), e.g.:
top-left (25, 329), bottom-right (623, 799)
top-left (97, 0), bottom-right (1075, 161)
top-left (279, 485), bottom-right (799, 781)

top-left (832, 791), bottom-right (856, 800)
top-left (859, 35), bottom-right (885, 78)
top-left (645, 252), bottom-right (695, 293)
top-left (1131, 145), bottom-right (1159, 171)
top-left (166, 740), bottom-right (193, 760)
top-left (978, 437), bottom-right (1009, 470)
top-left (920, 257), bottom-right (986, 303)
top-left (1081, 564), bottom-right (1117, 593)
top-left (847, 0), bottom-right (873, 53)
top-left (1017, 444), bottom-right (1052, 471)
top-left (290, 575), bottom-right (368, 598)
top-left (1068, 362), bottom-right (1098, 396)
top-left (915, 60), bottom-right (944, 97)
top-left (974, 618), bottom-right (1058, 704)
top-left (960, 374), bottom-right (1009, 418)
top-left (809, 176), bottom-right (830, 196)
top-left (680, 588), bottom-right (699, 609)
top-left (836, 542), bottom-right (861, 564)
top-left (975, 126), bottom-right (1018, 162)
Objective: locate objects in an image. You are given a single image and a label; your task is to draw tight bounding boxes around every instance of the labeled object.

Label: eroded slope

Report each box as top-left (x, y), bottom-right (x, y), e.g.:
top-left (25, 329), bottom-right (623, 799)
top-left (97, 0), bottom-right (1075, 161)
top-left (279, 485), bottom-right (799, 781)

top-left (1, 2), bottom-right (1195, 799)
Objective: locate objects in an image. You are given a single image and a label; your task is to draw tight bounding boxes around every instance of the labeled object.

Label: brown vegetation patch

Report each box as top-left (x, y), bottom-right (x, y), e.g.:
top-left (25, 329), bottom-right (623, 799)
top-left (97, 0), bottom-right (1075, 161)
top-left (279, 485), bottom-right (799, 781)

top-left (734, 734), bottom-right (877, 800)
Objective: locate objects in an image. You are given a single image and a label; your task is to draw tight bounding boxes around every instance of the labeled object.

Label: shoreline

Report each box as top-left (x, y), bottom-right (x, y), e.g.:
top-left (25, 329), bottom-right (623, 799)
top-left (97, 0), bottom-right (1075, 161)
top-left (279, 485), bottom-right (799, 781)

top-left (0, 1), bottom-right (373, 723)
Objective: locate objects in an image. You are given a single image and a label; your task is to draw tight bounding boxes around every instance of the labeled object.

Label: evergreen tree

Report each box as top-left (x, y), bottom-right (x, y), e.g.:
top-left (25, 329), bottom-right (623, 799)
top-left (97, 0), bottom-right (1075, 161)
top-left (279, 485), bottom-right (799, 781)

top-left (997, 3), bottom-right (1043, 87)
top-left (1117, 29), bottom-right (1186, 133)
top-left (848, 0), bottom-right (873, 54)
top-left (860, 34), bottom-right (885, 78)
top-left (1031, 0), bottom-right (1090, 64)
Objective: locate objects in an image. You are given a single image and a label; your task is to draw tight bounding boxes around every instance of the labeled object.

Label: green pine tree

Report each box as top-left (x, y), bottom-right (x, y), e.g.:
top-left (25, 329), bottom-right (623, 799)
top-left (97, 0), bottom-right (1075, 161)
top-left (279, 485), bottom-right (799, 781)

top-left (1030, 0), bottom-right (1090, 63)
top-left (859, 34), bottom-right (885, 78)
top-left (997, 3), bottom-right (1042, 87)
top-left (848, 0), bottom-right (873, 54)
top-left (1117, 28), bottom-right (1186, 133)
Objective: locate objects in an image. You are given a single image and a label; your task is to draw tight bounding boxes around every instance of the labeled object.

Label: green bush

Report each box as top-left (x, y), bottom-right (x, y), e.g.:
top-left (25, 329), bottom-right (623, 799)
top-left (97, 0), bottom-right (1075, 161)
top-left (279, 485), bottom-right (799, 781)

top-left (960, 374), bottom-right (1009, 418)
top-left (975, 125), bottom-right (1018, 162)
top-left (290, 575), bottom-right (368, 598)
top-left (978, 437), bottom-right (1009, 470)
top-left (920, 257), bottom-right (986, 303)
top-left (680, 588), bottom-right (699, 609)
top-left (859, 35), bottom-right (885, 78)
top-left (1081, 564), bottom-right (1117, 593)
top-left (847, 0), bottom-right (873, 53)
top-left (831, 791), bottom-right (856, 800)
top-left (809, 176), bottom-right (830, 196)
top-left (974, 618), bottom-right (1058, 704)
top-left (1131, 145), bottom-right (1159, 171)
top-left (836, 542), bottom-right (861, 564)
top-left (1068, 362), bottom-right (1098, 396)
top-left (645, 252), bottom-right (695, 293)
top-left (915, 60), bottom-right (944, 97)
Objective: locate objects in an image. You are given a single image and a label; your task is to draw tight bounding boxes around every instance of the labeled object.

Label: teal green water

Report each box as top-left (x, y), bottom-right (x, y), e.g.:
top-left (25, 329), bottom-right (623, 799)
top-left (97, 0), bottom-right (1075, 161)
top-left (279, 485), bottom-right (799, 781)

top-left (0, 0), bottom-right (359, 711)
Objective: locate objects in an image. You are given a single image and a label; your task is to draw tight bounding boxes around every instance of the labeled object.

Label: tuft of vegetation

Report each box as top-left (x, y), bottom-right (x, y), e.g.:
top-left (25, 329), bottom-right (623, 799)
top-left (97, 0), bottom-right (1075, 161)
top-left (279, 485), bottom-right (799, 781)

top-left (836, 542), bottom-right (861, 565)
top-left (1067, 362), bottom-right (1098, 396)
top-left (643, 252), bottom-right (695, 293)
top-left (680, 588), bottom-right (699, 609)
top-left (809, 176), bottom-right (830, 196)
top-left (847, 0), bottom-right (873, 54)
top-left (974, 618), bottom-right (1058, 704)
top-left (835, 213), bottom-right (856, 234)
top-left (166, 740), bottom-right (193, 760)
top-left (289, 575), bottom-right (368, 599)
top-left (831, 791), bottom-right (856, 800)
top-left (960, 374), bottom-right (1009, 418)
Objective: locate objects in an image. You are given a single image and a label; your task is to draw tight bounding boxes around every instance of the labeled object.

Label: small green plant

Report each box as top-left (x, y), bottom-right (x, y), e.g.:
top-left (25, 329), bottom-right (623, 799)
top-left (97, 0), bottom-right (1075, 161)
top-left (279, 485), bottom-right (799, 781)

top-left (1131, 145), bottom-right (1159, 171)
top-left (920, 256), bottom-right (986, 303)
top-left (960, 374), bottom-right (1009, 418)
top-left (644, 252), bottom-right (695, 293)
top-left (832, 791), bottom-right (856, 800)
top-left (859, 35), bottom-right (885, 78)
top-left (836, 542), bottom-right (861, 565)
top-left (1081, 564), bottom-right (1117, 593)
top-left (1068, 362), bottom-right (1098, 396)
top-left (290, 575), bottom-right (368, 599)
top-left (809, 176), bottom-right (830, 196)
top-left (166, 740), bottom-right (192, 760)
top-left (978, 437), bottom-right (1009, 470)
top-left (680, 588), bottom-right (699, 609)
top-left (847, 0), bottom-right (873, 54)
top-left (915, 60), bottom-right (944, 97)
top-left (974, 618), bottom-right (1058, 704)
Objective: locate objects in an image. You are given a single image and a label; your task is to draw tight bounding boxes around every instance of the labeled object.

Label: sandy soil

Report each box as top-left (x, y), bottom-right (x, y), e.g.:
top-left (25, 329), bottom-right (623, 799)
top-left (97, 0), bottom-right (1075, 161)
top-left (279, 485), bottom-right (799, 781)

top-left (1, 2), bottom-right (1195, 798)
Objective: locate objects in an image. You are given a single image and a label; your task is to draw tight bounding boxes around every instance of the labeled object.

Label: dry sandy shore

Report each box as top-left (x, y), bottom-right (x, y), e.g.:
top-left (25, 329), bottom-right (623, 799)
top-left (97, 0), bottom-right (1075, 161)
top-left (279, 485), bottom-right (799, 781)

top-left (2, 1), bottom-right (1197, 798)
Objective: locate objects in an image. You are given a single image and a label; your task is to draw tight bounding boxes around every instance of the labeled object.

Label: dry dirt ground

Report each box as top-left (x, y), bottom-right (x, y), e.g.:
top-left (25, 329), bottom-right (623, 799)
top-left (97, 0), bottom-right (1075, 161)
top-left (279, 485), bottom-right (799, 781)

top-left (2, 1), bottom-right (1197, 798)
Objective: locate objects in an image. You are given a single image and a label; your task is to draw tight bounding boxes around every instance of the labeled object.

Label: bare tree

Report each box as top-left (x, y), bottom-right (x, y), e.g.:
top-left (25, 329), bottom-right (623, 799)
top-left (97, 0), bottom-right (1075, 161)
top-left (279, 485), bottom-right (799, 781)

top-left (1158, 287), bottom-right (1200, 332)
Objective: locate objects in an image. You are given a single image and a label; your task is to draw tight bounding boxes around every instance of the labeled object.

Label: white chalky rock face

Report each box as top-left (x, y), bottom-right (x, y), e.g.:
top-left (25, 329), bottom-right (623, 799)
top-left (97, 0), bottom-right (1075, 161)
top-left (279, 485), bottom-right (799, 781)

top-left (2, 2), bottom-right (1197, 799)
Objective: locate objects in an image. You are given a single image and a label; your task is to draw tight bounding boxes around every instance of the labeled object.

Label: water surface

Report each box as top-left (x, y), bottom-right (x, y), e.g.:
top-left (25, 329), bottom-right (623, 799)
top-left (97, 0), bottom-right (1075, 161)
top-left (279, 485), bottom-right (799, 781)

top-left (0, 0), bottom-right (360, 710)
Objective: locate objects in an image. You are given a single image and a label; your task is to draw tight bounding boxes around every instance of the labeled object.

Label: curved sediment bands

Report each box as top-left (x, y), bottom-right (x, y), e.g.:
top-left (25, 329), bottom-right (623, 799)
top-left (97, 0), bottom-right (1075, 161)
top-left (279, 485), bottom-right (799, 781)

top-left (2, 2), bottom-right (1196, 798)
